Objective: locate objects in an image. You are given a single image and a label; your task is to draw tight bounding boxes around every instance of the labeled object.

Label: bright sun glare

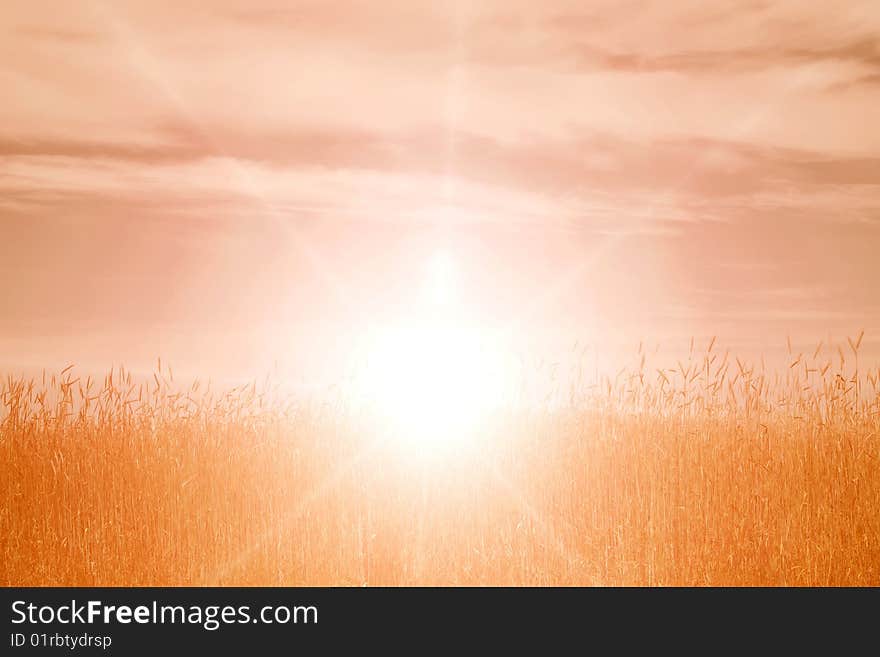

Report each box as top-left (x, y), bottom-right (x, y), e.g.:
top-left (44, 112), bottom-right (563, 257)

top-left (359, 250), bottom-right (510, 457)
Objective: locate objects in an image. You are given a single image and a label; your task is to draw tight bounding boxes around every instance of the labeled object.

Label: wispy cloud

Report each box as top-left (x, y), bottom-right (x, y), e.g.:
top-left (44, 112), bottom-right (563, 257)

top-left (12, 26), bottom-right (103, 43)
top-left (1, 0), bottom-right (878, 368)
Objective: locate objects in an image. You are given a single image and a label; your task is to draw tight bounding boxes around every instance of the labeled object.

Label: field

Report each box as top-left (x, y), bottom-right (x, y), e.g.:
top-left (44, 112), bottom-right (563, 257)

top-left (2, 336), bottom-right (879, 586)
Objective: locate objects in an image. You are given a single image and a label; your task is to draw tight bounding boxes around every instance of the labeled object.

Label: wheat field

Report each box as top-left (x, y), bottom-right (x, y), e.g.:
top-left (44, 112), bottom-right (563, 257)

top-left (2, 334), bottom-right (879, 586)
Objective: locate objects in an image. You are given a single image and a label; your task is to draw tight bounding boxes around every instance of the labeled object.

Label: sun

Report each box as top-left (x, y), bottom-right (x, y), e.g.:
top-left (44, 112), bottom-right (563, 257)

top-left (357, 251), bottom-right (510, 458)
top-left (423, 249), bottom-right (458, 307)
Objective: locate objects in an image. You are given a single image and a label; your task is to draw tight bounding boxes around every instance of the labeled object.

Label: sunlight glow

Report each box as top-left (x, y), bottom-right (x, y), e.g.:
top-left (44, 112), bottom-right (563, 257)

top-left (358, 252), bottom-right (511, 458)
top-left (423, 249), bottom-right (458, 308)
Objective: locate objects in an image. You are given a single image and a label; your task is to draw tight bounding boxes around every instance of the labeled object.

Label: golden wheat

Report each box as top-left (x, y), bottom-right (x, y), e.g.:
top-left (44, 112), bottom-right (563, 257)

top-left (1, 337), bottom-right (879, 585)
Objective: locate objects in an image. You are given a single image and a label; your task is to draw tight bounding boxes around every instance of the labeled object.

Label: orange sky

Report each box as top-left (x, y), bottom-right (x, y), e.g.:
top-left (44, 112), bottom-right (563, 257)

top-left (1, 1), bottom-right (879, 381)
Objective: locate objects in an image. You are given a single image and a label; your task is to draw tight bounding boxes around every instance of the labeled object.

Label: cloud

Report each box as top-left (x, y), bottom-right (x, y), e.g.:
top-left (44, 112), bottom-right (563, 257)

top-left (531, 3), bottom-right (880, 95)
top-left (560, 39), bottom-right (880, 75)
top-left (827, 72), bottom-right (880, 90)
top-left (8, 126), bottom-right (880, 188)
top-left (1, 0), bottom-right (879, 367)
top-left (12, 26), bottom-right (103, 44)
top-left (0, 136), bottom-right (199, 164)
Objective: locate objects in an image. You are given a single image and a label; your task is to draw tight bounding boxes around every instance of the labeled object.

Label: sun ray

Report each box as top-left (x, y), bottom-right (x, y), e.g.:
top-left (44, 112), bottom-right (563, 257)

top-left (489, 463), bottom-right (587, 580)
top-left (207, 437), bottom-right (383, 585)
top-left (439, 1), bottom-right (470, 215)
top-left (87, 0), bottom-right (348, 307)
top-left (497, 53), bottom-right (829, 352)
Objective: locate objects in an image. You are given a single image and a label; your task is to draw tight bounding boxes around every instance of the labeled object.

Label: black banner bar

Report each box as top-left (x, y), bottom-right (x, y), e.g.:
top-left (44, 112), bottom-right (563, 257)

top-left (1, 587), bottom-right (877, 653)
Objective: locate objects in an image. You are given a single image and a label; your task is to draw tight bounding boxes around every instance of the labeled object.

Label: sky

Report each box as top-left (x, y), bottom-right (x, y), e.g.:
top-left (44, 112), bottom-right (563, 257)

top-left (1, 1), bottom-right (879, 382)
